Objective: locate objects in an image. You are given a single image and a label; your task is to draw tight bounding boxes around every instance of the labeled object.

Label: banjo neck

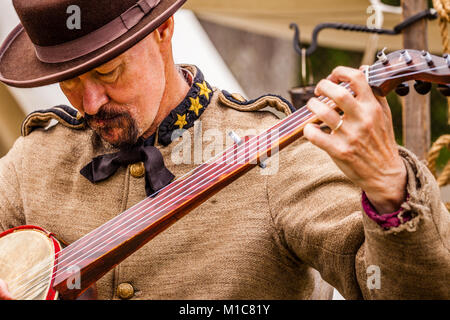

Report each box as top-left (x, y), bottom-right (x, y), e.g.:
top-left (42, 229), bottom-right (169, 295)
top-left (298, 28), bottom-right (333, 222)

top-left (53, 49), bottom-right (450, 299)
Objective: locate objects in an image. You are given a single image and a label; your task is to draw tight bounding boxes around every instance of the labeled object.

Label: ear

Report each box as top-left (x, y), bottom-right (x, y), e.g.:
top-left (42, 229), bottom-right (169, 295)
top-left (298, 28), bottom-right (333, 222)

top-left (155, 16), bottom-right (174, 43)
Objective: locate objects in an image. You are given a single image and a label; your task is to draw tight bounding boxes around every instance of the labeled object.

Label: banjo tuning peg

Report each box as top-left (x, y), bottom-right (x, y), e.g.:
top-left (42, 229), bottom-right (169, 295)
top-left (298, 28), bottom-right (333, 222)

top-left (395, 82), bottom-right (410, 96)
top-left (437, 84), bottom-right (450, 97)
top-left (413, 80), bottom-right (432, 95)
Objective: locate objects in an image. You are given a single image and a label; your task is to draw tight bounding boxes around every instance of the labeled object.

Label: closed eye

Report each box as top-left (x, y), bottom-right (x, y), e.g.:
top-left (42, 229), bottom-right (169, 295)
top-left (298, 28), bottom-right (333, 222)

top-left (97, 69), bottom-right (116, 77)
top-left (96, 67), bottom-right (120, 83)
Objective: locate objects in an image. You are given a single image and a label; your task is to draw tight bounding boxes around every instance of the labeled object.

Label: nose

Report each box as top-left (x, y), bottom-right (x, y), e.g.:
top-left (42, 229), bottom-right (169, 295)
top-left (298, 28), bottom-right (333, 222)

top-left (81, 78), bottom-right (109, 115)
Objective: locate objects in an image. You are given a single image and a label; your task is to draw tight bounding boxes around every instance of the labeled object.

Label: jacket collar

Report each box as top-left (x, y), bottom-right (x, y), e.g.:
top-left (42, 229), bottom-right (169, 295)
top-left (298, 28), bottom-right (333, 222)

top-left (156, 65), bottom-right (213, 146)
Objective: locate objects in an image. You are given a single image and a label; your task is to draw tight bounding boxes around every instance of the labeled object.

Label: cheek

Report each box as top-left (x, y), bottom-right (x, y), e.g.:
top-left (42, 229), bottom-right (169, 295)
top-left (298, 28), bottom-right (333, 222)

top-left (104, 44), bottom-right (167, 131)
top-left (132, 62), bottom-right (166, 126)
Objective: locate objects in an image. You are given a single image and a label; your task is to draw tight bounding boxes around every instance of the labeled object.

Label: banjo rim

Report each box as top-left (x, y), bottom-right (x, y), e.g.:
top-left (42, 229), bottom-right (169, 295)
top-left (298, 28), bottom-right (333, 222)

top-left (0, 225), bottom-right (62, 300)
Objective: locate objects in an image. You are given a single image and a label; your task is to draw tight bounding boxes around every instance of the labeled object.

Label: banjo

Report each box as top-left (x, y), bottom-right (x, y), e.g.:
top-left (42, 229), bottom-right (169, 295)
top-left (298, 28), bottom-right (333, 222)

top-left (0, 49), bottom-right (449, 300)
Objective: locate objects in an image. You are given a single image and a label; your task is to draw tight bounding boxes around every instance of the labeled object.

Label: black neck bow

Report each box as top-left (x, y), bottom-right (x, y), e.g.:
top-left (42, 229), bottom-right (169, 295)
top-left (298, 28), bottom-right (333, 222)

top-left (80, 136), bottom-right (174, 197)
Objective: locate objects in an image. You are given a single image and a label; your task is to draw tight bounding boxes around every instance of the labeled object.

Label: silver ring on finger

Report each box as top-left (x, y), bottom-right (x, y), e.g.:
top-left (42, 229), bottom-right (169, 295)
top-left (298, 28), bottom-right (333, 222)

top-left (332, 117), bottom-right (344, 133)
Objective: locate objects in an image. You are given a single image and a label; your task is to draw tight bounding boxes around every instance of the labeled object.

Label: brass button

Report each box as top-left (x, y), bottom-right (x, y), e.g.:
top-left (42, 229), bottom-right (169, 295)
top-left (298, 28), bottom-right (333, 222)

top-left (231, 93), bottom-right (246, 103)
top-left (117, 282), bottom-right (134, 300)
top-left (130, 162), bottom-right (145, 178)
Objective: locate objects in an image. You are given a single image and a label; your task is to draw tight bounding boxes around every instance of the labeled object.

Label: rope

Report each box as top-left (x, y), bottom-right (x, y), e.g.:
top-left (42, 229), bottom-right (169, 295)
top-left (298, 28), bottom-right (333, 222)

top-left (433, 0), bottom-right (449, 52)
top-left (430, 1), bottom-right (450, 210)
top-left (427, 134), bottom-right (450, 210)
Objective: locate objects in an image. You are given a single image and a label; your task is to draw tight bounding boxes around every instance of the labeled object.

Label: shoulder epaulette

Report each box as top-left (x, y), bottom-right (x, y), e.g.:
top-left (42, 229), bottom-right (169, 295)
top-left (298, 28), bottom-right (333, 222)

top-left (21, 105), bottom-right (85, 137)
top-left (218, 90), bottom-right (296, 117)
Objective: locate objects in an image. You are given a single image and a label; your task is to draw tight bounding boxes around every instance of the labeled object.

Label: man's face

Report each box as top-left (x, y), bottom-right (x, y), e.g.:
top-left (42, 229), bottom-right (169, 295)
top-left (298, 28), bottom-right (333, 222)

top-left (60, 33), bottom-right (166, 149)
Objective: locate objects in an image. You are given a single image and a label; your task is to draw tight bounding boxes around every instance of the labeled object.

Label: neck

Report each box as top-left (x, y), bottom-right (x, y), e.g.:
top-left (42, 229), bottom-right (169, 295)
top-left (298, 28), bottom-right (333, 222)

top-left (142, 63), bottom-right (190, 139)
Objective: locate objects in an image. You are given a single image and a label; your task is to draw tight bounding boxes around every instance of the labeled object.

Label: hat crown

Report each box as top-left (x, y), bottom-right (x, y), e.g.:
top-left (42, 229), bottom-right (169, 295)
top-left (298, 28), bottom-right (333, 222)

top-left (13, 0), bottom-right (138, 46)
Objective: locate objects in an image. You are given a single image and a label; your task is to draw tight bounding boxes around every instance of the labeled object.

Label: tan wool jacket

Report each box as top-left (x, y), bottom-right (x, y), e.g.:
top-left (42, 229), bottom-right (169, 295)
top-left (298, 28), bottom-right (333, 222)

top-left (0, 66), bottom-right (449, 300)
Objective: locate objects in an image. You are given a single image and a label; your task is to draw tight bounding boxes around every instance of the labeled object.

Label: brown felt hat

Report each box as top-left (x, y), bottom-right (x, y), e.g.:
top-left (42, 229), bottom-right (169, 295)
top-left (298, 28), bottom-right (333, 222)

top-left (0, 0), bottom-right (187, 88)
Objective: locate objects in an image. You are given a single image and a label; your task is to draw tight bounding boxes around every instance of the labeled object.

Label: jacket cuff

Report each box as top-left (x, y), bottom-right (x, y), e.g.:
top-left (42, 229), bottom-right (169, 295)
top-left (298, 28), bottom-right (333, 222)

top-left (362, 191), bottom-right (412, 229)
top-left (362, 146), bottom-right (442, 234)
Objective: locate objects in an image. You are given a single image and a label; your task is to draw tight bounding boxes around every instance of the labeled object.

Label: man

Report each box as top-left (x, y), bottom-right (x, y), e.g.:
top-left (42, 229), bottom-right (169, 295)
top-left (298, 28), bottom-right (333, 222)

top-left (0, 0), bottom-right (448, 300)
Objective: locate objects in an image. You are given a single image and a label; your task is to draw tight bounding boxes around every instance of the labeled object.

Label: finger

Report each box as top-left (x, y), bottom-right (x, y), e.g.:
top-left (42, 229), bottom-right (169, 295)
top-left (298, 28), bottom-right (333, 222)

top-left (359, 65), bottom-right (369, 72)
top-left (306, 97), bottom-right (342, 130)
top-left (327, 66), bottom-right (372, 100)
top-left (373, 95), bottom-right (396, 140)
top-left (314, 80), bottom-right (359, 117)
top-left (303, 123), bottom-right (340, 157)
top-left (0, 279), bottom-right (13, 300)
top-left (374, 95), bottom-right (391, 117)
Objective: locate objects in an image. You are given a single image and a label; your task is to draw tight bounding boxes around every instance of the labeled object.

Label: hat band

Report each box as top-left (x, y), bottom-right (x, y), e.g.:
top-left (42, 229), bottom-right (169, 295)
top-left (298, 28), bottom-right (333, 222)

top-left (33, 0), bottom-right (161, 64)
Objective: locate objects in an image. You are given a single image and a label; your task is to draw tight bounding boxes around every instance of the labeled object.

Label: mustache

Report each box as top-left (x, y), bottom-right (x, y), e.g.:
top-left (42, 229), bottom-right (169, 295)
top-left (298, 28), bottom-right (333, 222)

top-left (84, 104), bottom-right (129, 122)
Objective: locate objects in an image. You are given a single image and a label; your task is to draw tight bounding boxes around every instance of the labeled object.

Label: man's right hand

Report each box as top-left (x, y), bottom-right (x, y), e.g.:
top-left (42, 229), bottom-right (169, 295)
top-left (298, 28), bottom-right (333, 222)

top-left (0, 279), bottom-right (13, 300)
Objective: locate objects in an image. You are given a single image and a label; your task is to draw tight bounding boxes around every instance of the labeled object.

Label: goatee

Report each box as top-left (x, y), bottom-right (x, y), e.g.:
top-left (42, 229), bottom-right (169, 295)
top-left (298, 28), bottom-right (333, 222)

top-left (85, 106), bottom-right (140, 150)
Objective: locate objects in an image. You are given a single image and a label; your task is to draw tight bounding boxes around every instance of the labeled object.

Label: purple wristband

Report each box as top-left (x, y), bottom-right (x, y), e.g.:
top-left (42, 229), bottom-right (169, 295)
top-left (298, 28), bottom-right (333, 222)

top-left (361, 192), bottom-right (411, 229)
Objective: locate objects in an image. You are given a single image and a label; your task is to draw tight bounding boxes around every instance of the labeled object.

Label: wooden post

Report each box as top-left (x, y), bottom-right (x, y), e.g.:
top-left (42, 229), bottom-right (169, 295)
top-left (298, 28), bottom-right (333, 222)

top-left (401, 0), bottom-right (431, 159)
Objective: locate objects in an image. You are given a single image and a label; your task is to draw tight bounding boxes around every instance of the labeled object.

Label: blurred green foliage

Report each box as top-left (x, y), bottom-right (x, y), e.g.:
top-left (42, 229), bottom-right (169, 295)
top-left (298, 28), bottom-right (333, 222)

top-left (300, 46), bottom-right (449, 170)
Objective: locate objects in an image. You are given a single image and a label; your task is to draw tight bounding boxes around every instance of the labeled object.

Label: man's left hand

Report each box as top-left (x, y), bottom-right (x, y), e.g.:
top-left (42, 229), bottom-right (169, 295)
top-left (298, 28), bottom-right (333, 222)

top-left (303, 66), bottom-right (407, 214)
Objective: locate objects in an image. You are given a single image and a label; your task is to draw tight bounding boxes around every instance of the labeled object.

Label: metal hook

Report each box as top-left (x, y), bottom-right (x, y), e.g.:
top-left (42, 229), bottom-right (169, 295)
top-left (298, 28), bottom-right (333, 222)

top-left (289, 8), bottom-right (437, 58)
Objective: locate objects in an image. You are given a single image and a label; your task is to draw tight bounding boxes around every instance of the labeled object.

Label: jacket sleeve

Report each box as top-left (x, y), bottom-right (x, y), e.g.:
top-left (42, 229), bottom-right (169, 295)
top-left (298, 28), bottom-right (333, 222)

top-left (267, 137), bottom-right (450, 299)
top-left (0, 137), bottom-right (26, 233)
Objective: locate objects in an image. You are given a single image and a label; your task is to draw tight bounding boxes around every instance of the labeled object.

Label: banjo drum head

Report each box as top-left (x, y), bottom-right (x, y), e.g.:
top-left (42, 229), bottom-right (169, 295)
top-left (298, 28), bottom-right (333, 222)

top-left (0, 226), bottom-right (60, 300)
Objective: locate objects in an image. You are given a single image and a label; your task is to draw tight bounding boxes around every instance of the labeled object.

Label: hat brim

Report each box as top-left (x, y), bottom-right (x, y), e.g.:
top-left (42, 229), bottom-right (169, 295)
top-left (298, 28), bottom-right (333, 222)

top-left (0, 0), bottom-right (186, 88)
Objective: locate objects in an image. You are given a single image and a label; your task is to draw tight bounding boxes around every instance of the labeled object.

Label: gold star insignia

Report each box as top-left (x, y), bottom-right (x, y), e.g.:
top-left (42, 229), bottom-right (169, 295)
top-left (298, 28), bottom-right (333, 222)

top-left (189, 97), bottom-right (203, 116)
top-left (196, 81), bottom-right (212, 100)
top-left (174, 114), bottom-right (188, 129)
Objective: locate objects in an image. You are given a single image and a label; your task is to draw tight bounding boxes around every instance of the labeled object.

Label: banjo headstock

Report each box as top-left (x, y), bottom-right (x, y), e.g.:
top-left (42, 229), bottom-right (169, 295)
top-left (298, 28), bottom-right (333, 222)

top-left (368, 49), bottom-right (450, 96)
